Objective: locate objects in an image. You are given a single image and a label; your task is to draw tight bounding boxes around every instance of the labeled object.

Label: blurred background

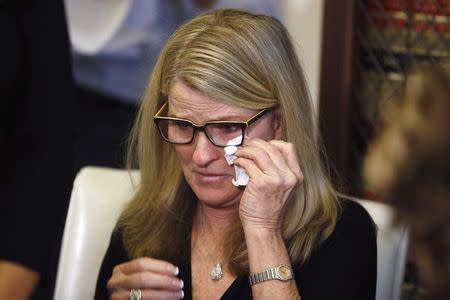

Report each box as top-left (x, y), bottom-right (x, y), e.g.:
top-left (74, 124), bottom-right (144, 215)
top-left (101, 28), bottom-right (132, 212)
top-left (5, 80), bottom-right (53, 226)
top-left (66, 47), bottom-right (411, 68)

top-left (317, 1), bottom-right (449, 299)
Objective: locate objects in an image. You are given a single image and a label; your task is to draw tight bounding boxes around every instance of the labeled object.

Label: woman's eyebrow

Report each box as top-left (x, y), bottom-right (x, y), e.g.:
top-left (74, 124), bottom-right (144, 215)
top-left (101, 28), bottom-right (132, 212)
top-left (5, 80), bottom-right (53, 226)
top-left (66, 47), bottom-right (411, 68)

top-left (207, 114), bottom-right (245, 121)
top-left (169, 111), bottom-right (245, 122)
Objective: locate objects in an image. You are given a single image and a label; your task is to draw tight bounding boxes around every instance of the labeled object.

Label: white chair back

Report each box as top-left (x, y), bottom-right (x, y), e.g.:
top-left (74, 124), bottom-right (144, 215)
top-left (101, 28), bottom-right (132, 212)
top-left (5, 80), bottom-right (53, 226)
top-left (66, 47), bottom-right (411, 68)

top-left (53, 167), bottom-right (139, 300)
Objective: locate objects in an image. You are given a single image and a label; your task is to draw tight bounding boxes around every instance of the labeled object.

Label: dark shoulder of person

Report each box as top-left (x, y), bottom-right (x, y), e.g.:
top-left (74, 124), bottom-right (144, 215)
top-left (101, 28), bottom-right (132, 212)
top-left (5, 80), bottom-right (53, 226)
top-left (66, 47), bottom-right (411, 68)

top-left (315, 198), bottom-right (377, 251)
top-left (295, 198), bottom-right (377, 300)
top-left (335, 198), bottom-right (377, 234)
top-left (321, 197), bottom-right (377, 261)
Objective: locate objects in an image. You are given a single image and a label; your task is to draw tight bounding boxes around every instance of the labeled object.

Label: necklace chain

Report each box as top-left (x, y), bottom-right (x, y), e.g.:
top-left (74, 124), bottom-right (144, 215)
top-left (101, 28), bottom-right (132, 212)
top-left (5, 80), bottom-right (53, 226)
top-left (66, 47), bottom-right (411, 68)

top-left (199, 206), bottom-right (224, 281)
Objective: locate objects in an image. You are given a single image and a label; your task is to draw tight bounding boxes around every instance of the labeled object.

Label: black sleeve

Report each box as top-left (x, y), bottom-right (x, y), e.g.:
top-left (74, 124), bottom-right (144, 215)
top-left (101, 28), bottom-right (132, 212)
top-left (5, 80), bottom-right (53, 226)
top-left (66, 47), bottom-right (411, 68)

top-left (296, 200), bottom-right (377, 300)
top-left (94, 230), bottom-right (129, 300)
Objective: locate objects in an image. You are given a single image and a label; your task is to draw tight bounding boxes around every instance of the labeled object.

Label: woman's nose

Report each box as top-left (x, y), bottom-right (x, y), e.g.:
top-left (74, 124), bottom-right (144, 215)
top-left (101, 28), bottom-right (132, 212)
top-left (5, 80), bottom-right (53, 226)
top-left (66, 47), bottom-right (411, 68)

top-left (192, 132), bottom-right (221, 167)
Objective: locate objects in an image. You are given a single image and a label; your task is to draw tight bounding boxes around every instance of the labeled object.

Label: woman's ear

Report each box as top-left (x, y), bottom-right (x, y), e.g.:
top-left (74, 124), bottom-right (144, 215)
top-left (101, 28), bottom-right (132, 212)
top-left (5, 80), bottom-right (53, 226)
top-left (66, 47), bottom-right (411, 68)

top-left (272, 107), bottom-right (284, 140)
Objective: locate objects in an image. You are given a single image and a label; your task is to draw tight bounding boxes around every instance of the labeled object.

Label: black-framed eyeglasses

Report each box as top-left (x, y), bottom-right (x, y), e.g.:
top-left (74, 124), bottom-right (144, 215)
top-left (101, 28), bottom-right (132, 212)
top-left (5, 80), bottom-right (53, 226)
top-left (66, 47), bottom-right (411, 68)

top-left (153, 102), bottom-right (272, 147)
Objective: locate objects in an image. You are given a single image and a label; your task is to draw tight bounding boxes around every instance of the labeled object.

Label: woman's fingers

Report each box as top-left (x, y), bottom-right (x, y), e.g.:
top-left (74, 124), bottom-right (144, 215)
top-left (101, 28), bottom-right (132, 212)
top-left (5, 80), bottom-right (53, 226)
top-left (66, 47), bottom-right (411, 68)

top-left (114, 257), bottom-right (178, 276)
top-left (236, 139), bottom-right (285, 176)
top-left (107, 257), bottom-right (183, 299)
top-left (235, 146), bottom-right (275, 176)
top-left (236, 138), bottom-right (301, 187)
top-left (269, 140), bottom-right (303, 182)
top-left (233, 156), bottom-right (265, 182)
top-left (109, 271), bottom-right (183, 291)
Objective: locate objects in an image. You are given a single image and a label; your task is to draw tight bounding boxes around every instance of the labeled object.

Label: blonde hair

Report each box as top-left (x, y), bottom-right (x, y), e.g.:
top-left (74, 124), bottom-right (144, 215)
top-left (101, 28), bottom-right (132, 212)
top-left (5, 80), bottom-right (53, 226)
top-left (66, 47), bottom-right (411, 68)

top-left (119, 9), bottom-right (339, 275)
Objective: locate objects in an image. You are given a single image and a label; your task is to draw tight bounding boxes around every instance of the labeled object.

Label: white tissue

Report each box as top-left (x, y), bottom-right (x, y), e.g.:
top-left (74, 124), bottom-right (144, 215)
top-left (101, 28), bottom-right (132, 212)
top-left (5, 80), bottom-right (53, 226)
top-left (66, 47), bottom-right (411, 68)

top-left (224, 135), bottom-right (249, 186)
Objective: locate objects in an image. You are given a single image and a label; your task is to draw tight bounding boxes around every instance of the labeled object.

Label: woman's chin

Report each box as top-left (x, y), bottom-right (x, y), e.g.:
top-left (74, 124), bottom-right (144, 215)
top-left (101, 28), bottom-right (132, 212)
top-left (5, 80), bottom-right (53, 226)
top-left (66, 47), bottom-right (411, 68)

top-left (192, 185), bottom-right (242, 208)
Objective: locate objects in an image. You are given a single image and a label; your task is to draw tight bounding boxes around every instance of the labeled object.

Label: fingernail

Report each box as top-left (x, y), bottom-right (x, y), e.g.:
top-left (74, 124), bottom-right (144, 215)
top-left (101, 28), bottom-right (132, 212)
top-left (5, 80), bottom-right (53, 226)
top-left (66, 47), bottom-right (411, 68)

top-left (169, 265), bottom-right (179, 275)
top-left (173, 279), bottom-right (183, 288)
top-left (180, 290), bottom-right (184, 299)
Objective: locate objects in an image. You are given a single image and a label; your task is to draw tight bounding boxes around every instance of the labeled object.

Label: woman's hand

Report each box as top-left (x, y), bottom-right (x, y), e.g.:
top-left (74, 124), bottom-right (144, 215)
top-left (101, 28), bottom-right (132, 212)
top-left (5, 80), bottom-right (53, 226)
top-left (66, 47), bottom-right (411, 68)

top-left (107, 257), bottom-right (184, 300)
top-left (234, 138), bottom-right (303, 232)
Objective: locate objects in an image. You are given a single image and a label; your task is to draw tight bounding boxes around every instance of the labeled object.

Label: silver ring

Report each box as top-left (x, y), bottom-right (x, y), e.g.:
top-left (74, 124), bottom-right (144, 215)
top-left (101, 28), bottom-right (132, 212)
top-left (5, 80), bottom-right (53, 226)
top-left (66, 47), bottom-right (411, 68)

top-left (130, 288), bottom-right (142, 300)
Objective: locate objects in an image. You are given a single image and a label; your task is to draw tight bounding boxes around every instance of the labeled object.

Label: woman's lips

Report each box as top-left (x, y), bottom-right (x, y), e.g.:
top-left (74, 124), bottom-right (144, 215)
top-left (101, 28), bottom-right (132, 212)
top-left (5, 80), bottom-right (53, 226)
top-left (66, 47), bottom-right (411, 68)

top-left (195, 171), bottom-right (228, 182)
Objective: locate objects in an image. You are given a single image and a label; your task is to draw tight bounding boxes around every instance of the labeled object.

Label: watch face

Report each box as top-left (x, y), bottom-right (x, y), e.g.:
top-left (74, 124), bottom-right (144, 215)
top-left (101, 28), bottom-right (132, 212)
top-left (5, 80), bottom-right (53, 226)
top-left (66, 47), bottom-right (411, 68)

top-left (278, 265), bottom-right (292, 280)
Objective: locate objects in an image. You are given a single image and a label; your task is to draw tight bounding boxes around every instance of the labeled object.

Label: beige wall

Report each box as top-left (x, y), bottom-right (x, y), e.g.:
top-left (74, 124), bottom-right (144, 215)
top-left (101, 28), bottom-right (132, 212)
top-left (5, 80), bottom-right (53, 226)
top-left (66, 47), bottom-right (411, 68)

top-left (283, 0), bottom-right (325, 111)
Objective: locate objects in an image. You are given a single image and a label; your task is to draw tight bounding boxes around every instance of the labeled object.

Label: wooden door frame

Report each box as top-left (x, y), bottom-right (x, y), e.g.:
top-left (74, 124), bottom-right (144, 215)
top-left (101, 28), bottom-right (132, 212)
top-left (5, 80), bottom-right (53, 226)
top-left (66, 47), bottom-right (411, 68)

top-left (319, 0), bottom-right (357, 189)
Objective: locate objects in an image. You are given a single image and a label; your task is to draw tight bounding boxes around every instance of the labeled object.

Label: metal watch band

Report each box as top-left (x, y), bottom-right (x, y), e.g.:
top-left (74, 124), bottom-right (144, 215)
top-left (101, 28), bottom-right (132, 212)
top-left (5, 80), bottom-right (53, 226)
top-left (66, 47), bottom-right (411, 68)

top-left (248, 265), bottom-right (294, 285)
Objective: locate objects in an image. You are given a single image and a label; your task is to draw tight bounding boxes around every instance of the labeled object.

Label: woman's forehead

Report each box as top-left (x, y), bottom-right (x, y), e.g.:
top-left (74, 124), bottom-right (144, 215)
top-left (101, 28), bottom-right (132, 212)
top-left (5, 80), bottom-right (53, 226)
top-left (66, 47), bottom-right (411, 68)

top-left (167, 81), bottom-right (256, 121)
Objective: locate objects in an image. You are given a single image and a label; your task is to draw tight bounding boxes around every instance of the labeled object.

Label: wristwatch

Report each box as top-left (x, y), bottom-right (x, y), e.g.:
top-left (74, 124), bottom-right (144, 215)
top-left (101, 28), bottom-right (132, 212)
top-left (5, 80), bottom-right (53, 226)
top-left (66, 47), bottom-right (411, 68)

top-left (248, 265), bottom-right (294, 285)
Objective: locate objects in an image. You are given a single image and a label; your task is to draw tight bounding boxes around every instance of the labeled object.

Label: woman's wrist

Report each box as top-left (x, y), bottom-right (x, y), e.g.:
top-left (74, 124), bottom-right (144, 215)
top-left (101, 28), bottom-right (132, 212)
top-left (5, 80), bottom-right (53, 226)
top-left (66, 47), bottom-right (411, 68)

top-left (240, 213), bottom-right (282, 234)
top-left (243, 225), bottom-right (287, 264)
top-left (242, 223), bottom-right (282, 240)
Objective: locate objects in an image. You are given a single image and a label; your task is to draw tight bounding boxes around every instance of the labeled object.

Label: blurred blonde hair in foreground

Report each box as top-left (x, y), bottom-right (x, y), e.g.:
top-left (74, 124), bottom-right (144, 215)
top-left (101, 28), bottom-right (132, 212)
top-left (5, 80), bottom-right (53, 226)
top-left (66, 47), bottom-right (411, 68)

top-left (364, 63), bottom-right (450, 299)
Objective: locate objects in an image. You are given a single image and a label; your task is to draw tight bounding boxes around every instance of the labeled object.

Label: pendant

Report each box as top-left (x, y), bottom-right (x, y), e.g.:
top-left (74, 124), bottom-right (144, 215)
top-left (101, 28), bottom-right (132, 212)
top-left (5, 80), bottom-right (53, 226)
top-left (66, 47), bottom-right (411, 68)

top-left (210, 263), bottom-right (223, 281)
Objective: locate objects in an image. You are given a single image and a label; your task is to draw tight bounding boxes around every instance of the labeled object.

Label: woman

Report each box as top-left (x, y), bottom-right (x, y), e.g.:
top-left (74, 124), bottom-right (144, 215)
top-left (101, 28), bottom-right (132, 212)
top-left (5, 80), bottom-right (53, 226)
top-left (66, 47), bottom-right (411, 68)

top-left (365, 64), bottom-right (450, 300)
top-left (95, 9), bottom-right (376, 300)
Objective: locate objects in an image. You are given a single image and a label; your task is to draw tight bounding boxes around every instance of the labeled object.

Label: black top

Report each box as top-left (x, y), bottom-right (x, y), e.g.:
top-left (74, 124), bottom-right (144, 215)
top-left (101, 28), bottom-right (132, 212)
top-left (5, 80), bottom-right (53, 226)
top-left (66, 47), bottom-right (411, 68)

top-left (95, 199), bottom-right (377, 300)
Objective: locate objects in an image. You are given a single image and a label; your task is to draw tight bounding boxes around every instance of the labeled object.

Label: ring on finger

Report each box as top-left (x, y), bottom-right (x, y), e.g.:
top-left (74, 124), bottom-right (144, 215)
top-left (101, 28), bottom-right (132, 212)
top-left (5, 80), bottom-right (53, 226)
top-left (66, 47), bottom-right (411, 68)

top-left (130, 288), bottom-right (142, 300)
